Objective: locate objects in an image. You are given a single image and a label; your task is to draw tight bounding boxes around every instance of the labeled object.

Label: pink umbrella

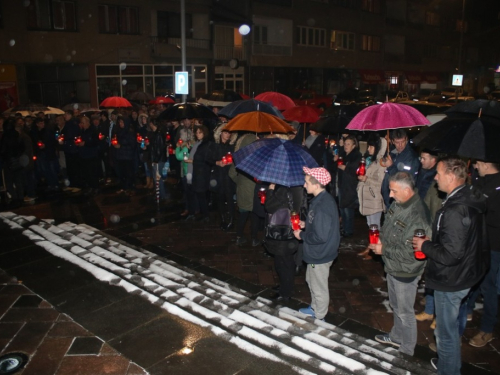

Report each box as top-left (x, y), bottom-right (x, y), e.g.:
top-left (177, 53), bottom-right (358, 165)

top-left (346, 102), bottom-right (430, 131)
top-left (254, 92), bottom-right (295, 111)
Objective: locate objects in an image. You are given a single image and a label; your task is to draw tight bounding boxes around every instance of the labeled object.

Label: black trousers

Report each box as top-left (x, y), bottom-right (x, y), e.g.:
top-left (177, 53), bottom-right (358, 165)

top-left (274, 252), bottom-right (296, 298)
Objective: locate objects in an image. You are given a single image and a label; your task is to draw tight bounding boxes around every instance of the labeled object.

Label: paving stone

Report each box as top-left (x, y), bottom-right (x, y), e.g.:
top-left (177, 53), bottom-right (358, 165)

top-left (56, 355), bottom-right (131, 375)
top-left (12, 295), bottom-right (43, 308)
top-left (67, 337), bottom-right (103, 355)
top-left (21, 337), bottom-right (73, 375)
top-left (2, 321), bottom-right (53, 355)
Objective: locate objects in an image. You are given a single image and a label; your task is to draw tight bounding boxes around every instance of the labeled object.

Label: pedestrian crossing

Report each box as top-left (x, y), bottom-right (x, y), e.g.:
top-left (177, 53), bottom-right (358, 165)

top-left (0, 212), bottom-right (435, 375)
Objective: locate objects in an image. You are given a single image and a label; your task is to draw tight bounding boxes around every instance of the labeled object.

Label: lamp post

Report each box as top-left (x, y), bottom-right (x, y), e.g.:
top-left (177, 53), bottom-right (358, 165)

top-left (455, 0), bottom-right (466, 102)
top-left (180, 0), bottom-right (187, 102)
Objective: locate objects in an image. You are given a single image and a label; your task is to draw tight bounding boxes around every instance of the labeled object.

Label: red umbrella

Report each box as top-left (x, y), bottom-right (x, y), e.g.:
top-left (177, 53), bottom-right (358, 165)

top-left (149, 96), bottom-right (176, 105)
top-left (100, 97), bottom-right (133, 108)
top-left (254, 92), bottom-right (295, 111)
top-left (282, 105), bottom-right (321, 123)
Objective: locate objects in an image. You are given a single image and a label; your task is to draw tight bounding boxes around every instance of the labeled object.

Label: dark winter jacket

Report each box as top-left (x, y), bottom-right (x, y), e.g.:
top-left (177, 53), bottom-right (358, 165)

top-left (34, 127), bottom-right (58, 161)
top-left (114, 124), bottom-right (136, 161)
top-left (474, 172), bottom-right (500, 251)
top-left (416, 166), bottom-right (437, 199)
top-left (338, 148), bottom-right (362, 209)
top-left (381, 192), bottom-right (432, 278)
top-left (191, 140), bottom-right (212, 193)
top-left (381, 143), bottom-right (420, 208)
top-left (422, 185), bottom-right (489, 292)
top-left (264, 185), bottom-right (299, 255)
top-left (78, 125), bottom-right (99, 160)
top-left (306, 134), bottom-right (326, 167)
top-left (301, 190), bottom-right (340, 264)
top-left (206, 124), bottom-right (237, 195)
top-left (61, 118), bottom-right (80, 155)
top-left (148, 129), bottom-right (167, 163)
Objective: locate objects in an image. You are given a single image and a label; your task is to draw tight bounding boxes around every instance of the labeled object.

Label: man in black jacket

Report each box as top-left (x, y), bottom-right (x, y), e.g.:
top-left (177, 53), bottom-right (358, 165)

top-left (468, 161), bottom-right (500, 348)
top-left (413, 156), bottom-right (488, 375)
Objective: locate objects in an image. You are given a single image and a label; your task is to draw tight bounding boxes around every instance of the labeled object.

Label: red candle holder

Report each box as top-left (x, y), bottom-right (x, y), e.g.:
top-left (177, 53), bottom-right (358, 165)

top-left (166, 132), bottom-right (171, 142)
top-left (168, 145), bottom-right (174, 155)
top-left (144, 137), bottom-right (149, 146)
top-left (74, 136), bottom-right (82, 145)
top-left (37, 141), bottom-right (44, 148)
top-left (98, 133), bottom-right (105, 141)
top-left (291, 211), bottom-right (300, 230)
top-left (111, 136), bottom-right (118, 146)
top-left (226, 152), bottom-right (233, 164)
top-left (222, 156), bottom-right (227, 165)
top-left (258, 187), bottom-right (266, 204)
top-left (58, 135), bottom-right (65, 144)
top-left (356, 158), bottom-right (366, 176)
top-left (337, 156), bottom-right (344, 166)
top-left (368, 224), bottom-right (379, 244)
top-left (414, 229), bottom-right (426, 260)
top-left (179, 139), bottom-right (183, 145)
top-left (136, 134), bottom-right (143, 143)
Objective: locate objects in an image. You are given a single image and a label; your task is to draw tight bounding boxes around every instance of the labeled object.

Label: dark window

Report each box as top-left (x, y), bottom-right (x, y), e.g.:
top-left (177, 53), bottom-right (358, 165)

top-left (98, 4), bottom-right (138, 34)
top-left (0, 1), bottom-right (4, 29)
top-left (26, 0), bottom-right (77, 31)
top-left (157, 11), bottom-right (192, 39)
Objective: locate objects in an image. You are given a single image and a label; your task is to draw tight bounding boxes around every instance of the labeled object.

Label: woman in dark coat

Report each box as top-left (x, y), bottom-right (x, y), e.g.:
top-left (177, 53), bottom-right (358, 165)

top-left (113, 116), bottom-right (136, 195)
top-left (146, 119), bottom-right (168, 201)
top-left (334, 135), bottom-right (362, 237)
top-left (264, 183), bottom-right (300, 301)
top-left (206, 123), bottom-right (237, 230)
top-left (185, 125), bottom-right (212, 222)
top-left (76, 116), bottom-right (100, 195)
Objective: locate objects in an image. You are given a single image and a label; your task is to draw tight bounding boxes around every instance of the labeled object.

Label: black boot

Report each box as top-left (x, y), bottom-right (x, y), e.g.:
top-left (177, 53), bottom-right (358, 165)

top-left (220, 213), bottom-right (227, 231)
top-left (224, 215), bottom-right (234, 231)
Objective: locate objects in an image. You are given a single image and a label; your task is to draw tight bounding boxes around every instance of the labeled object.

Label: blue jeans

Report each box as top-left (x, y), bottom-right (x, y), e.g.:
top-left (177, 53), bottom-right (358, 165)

top-left (387, 274), bottom-right (420, 355)
top-left (339, 207), bottom-right (355, 235)
top-left (434, 288), bottom-right (470, 375)
top-left (424, 288), bottom-right (435, 315)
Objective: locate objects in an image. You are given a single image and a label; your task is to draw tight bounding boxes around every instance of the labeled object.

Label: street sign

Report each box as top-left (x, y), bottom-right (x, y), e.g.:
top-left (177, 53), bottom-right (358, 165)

top-left (175, 72), bottom-right (189, 95)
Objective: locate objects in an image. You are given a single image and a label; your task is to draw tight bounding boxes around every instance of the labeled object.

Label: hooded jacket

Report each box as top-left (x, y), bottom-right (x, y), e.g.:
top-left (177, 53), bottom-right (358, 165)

top-left (422, 185), bottom-right (489, 292)
top-left (206, 124), bottom-right (237, 194)
top-left (357, 137), bottom-right (387, 216)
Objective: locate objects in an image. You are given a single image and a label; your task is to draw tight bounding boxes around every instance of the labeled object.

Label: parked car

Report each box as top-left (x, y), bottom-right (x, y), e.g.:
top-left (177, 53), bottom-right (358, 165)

top-left (290, 90), bottom-right (334, 110)
top-left (379, 90), bottom-right (410, 103)
top-left (441, 87), bottom-right (464, 98)
top-left (410, 89), bottom-right (438, 101)
top-left (443, 96), bottom-right (475, 105)
top-left (333, 88), bottom-right (375, 105)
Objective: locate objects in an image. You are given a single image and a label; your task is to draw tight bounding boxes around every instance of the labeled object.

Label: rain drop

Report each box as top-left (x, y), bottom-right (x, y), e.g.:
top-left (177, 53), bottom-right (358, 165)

top-left (72, 50), bottom-right (76, 55)
top-left (210, 179), bottom-right (218, 188)
top-left (150, 218), bottom-right (156, 223)
top-left (73, 104), bottom-right (79, 110)
top-left (66, 55), bottom-right (71, 61)
top-left (110, 214), bottom-right (121, 223)
top-left (122, 79), bottom-right (127, 86)
top-left (9, 40), bottom-right (15, 47)
top-left (23, 0), bottom-right (30, 7)
top-left (88, 13), bottom-right (92, 18)
top-left (339, 306), bottom-right (346, 314)
top-left (352, 279), bottom-right (360, 286)
top-left (132, 223), bottom-right (139, 230)
top-left (64, 179), bottom-right (70, 187)
top-left (119, 62), bottom-right (127, 71)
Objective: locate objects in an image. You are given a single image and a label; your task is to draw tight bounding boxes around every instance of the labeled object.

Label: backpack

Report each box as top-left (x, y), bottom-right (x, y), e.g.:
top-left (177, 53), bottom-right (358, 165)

top-left (265, 190), bottom-right (294, 241)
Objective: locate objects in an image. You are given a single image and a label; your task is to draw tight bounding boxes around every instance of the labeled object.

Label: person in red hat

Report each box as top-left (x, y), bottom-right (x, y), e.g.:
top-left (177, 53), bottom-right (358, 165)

top-left (293, 167), bottom-right (340, 320)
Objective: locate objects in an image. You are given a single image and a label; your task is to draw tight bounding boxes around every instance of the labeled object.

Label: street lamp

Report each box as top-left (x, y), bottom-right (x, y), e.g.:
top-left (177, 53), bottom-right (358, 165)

top-left (457, 0), bottom-right (466, 74)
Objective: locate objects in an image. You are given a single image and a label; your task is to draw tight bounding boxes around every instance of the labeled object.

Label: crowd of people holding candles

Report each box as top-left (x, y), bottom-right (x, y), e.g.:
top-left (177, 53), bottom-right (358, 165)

top-left (0, 101), bottom-right (499, 375)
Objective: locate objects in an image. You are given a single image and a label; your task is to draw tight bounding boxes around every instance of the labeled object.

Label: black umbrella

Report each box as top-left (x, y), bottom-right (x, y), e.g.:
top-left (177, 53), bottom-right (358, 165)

top-left (157, 103), bottom-right (217, 121)
top-left (311, 103), bottom-right (360, 134)
top-left (445, 99), bottom-right (500, 119)
top-left (201, 90), bottom-right (243, 102)
top-left (218, 99), bottom-right (284, 119)
top-left (413, 116), bottom-right (500, 162)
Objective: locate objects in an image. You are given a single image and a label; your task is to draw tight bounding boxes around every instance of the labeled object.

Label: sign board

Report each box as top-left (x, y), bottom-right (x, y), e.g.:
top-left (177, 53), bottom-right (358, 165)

top-left (452, 74), bottom-right (463, 87)
top-left (175, 72), bottom-right (189, 95)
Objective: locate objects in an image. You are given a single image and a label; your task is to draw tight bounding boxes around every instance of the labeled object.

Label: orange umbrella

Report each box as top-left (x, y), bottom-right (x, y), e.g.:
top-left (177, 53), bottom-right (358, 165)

top-left (100, 97), bottom-right (133, 108)
top-left (282, 105), bottom-right (321, 123)
top-left (224, 111), bottom-right (296, 134)
top-left (254, 92), bottom-right (295, 111)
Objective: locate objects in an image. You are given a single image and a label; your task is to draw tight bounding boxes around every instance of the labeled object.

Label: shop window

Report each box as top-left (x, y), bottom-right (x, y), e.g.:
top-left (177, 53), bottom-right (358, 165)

top-left (98, 4), bottom-right (138, 34)
top-left (26, 0), bottom-right (76, 31)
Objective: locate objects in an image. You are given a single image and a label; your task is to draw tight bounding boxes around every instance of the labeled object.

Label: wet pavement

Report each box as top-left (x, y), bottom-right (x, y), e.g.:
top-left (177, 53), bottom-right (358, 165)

top-left (0, 180), bottom-right (499, 374)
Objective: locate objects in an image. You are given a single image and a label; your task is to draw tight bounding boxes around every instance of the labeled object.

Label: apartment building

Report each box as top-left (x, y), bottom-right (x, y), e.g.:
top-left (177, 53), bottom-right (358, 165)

top-left (0, 0), bottom-right (498, 109)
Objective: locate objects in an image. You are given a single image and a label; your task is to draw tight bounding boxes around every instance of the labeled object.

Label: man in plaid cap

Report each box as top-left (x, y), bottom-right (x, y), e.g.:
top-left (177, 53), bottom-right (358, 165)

top-left (294, 167), bottom-right (340, 320)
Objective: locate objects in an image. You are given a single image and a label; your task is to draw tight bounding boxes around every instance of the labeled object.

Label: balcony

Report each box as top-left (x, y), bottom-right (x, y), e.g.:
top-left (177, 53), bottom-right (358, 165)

top-left (252, 43), bottom-right (292, 56)
top-left (214, 45), bottom-right (247, 61)
top-left (151, 37), bottom-right (211, 57)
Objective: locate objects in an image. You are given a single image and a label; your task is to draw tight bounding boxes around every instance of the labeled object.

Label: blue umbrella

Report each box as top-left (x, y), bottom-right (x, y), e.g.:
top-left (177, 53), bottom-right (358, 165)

top-left (218, 99), bottom-right (284, 119)
top-left (233, 138), bottom-right (318, 187)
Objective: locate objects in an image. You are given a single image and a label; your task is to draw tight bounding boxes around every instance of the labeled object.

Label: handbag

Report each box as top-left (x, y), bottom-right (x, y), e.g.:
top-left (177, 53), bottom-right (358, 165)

top-left (265, 190), bottom-right (294, 241)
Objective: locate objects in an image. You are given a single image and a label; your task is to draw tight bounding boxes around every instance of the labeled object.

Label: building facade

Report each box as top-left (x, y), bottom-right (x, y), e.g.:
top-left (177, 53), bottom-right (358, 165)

top-left (0, 0), bottom-right (499, 110)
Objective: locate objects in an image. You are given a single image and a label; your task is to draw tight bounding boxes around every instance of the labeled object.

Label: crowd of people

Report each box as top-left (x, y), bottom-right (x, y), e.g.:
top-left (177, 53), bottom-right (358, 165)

top-left (0, 103), bottom-right (498, 375)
